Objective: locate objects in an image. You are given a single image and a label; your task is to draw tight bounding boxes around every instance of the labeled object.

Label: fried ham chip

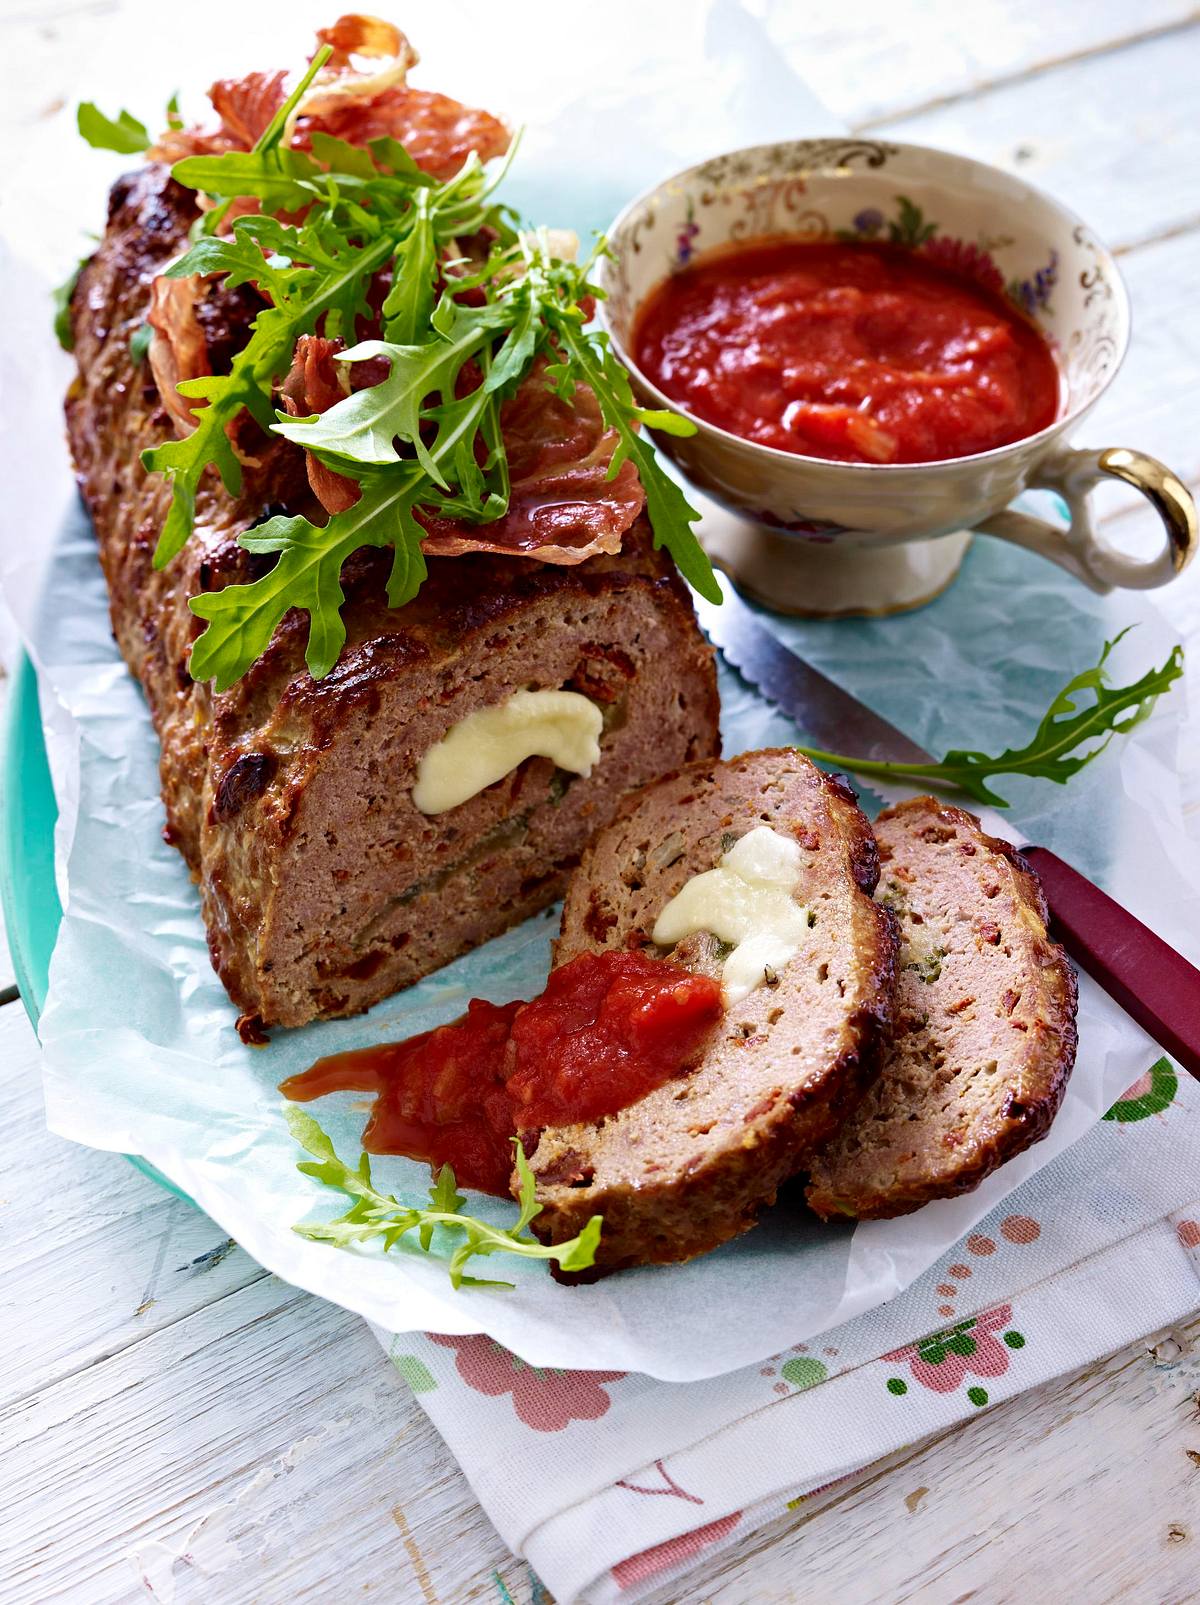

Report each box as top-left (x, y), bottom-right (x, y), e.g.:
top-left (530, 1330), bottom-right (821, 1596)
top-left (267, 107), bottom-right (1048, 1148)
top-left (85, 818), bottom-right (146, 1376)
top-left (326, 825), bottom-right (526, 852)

top-left (156, 14), bottom-right (508, 180)
top-left (283, 341), bottom-right (645, 563)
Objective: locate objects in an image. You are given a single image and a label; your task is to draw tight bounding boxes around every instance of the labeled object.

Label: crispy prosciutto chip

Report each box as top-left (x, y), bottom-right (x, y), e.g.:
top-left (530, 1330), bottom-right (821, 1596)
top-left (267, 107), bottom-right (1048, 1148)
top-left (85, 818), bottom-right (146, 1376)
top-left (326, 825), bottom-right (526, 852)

top-left (208, 69), bottom-right (290, 150)
top-left (147, 275), bottom-right (211, 433)
top-left (280, 335), bottom-right (357, 514)
top-left (282, 341), bottom-right (646, 563)
top-left (291, 88), bottom-right (509, 180)
top-left (314, 14), bottom-right (415, 68)
top-left (418, 371), bottom-right (645, 562)
top-left (161, 16), bottom-right (508, 182)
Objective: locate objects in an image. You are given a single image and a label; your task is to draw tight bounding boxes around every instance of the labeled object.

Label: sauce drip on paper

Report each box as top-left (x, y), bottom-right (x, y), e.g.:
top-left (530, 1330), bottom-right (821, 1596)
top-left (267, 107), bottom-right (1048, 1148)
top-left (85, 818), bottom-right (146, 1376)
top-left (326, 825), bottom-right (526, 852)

top-left (281, 950), bottom-right (723, 1195)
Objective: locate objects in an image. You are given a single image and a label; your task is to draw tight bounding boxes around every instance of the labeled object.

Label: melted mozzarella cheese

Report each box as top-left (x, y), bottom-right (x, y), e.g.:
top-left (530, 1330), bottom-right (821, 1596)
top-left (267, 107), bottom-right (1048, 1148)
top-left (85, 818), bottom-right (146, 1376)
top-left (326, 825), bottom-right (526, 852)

top-left (652, 825), bottom-right (809, 1004)
top-left (412, 689), bottom-right (603, 815)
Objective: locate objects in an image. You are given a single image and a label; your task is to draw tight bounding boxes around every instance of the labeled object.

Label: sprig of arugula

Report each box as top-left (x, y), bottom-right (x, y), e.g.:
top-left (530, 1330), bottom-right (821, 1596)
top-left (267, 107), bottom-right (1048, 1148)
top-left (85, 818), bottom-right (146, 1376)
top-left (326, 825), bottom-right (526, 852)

top-left (797, 630), bottom-right (1183, 806)
top-left (199, 239), bottom-right (709, 687)
top-left (286, 1106), bottom-right (601, 1288)
top-left (70, 46), bottom-right (717, 687)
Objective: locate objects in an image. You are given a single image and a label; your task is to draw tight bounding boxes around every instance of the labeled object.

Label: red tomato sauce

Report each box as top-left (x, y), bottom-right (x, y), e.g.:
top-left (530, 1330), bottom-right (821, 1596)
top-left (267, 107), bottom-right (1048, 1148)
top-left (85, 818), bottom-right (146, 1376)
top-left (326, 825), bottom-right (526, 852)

top-left (632, 239), bottom-right (1060, 465)
top-left (280, 951), bottom-right (724, 1196)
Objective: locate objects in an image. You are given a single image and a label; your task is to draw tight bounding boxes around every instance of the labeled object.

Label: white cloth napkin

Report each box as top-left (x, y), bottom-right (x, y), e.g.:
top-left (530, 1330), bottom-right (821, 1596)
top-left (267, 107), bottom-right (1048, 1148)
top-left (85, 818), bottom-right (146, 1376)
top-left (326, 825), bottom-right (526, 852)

top-left (377, 1059), bottom-right (1200, 1603)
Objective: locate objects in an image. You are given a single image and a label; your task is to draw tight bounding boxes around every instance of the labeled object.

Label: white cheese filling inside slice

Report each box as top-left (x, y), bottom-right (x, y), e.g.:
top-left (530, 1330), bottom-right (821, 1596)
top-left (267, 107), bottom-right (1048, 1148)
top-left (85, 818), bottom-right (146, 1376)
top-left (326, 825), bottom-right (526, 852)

top-left (413, 688), bottom-right (603, 815)
top-left (652, 825), bottom-right (810, 1004)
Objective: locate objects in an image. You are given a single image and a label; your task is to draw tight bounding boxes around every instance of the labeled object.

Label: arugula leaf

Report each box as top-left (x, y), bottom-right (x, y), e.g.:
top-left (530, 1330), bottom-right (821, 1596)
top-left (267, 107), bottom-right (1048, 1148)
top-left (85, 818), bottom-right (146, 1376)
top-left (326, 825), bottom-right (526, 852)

top-left (380, 189), bottom-right (436, 342)
top-left (797, 631), bottom-right (1184, 807)
top-left (142, 347), bottom-right (274, 566)
top-left (423, 1166), bottom-right (466, 1252)
top-left (368, 134), bottom-right (439, 185)
top-left (52, 254), bottom-right (90, 351)
top-left (169, 148), bottom-right (324, 213)
top-left (189, 471), bottom-right (428, 687)
top-left (142, 227), bottom-right (397, 565)
top-left (77, 101), bottom-right (151, 153)
top-left (251, 43), bottom-right (331, 155)
top-left (286, 1106), bottom-right (602, 1288)
top-left (275, 302), bottom-right (504, 480)
top-left (165, 91), bottom-right (183, 132)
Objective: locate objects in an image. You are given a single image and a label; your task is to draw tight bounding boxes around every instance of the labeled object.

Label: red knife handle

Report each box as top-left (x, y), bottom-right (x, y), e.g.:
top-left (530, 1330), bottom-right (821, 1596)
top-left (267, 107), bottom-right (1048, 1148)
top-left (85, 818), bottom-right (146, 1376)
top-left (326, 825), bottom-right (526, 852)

top-left (1020, 845), bottom-right (1200, 1082)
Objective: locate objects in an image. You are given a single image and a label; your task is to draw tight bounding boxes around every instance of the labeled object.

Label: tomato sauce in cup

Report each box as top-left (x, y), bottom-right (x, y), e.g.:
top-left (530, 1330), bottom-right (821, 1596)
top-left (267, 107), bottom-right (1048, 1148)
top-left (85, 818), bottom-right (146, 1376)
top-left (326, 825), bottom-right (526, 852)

top-left (632, 238), bottom-right (1061, 465)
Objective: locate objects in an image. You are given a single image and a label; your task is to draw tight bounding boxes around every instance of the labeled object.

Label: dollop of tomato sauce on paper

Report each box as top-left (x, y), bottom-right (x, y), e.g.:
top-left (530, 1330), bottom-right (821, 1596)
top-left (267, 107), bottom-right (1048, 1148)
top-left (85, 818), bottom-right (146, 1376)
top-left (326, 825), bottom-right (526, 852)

top-left (633, 239), bottom-right (1060, 464)
top-left (280, 951), bottom-right (724, 1196)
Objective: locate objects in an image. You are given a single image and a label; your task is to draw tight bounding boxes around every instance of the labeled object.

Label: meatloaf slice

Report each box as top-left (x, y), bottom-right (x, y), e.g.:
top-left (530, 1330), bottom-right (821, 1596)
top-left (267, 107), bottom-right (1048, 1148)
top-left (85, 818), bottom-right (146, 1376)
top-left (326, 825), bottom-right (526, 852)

top-left (524, 750), bottom-right (898, 1272)
top-left (805, 796), bottom-right (1078, 1220)
top-left (65, 164), bottom-right (720, 1033)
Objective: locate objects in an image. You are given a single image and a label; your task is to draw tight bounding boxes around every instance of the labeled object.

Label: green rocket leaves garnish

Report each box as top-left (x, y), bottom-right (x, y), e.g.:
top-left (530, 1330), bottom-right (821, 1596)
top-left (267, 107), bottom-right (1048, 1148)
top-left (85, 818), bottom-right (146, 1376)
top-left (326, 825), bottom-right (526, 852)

top-left (69, 41), bottom-right (715, 686)
top-left (798, 631), bottom-right (1184, 807)
top-left (286, 1106), bottom-right (601, 1289)
top-left (52, 253), bottom-right (91, 351)
top-left (193, 235), bottom-right (710, 689)
top-left (77, 101), bottom-right (151, 153)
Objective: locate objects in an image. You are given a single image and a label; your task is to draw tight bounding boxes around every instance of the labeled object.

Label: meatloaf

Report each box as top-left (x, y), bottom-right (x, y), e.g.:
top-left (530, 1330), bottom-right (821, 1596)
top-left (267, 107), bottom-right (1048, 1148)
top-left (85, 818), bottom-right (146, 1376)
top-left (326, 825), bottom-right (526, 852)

top-left (806, 796), bottom-right (1078, 1219)
top-left (65, 165), bottom-right (720, 1033)
top-left (524, 750), bottom-right (898, 1272)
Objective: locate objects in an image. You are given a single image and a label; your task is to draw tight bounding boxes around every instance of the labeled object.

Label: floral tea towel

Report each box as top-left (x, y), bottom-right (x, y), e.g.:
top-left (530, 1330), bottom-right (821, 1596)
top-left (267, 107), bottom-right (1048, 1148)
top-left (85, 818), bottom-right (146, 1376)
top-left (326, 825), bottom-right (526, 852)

top-left (380, 1059), bottom-right (1200, 1604)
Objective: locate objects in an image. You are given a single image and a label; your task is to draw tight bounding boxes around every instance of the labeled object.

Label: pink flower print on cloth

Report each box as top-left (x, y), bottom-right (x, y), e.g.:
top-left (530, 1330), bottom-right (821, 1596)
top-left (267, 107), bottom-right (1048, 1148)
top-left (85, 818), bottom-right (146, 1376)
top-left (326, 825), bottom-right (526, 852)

top-left (884, 1303), bottom-right (1020, 1395)
top-left (612, 1513), bottom-right (743, 1591)
top-left (427, 1334), bottom-right (624, 1432)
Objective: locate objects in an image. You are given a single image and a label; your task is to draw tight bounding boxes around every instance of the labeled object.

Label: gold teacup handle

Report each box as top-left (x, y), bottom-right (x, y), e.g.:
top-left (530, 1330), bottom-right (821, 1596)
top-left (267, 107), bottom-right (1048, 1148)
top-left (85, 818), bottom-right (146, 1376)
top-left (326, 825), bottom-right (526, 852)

top-left (973, 446), bottom-right (1197, 592)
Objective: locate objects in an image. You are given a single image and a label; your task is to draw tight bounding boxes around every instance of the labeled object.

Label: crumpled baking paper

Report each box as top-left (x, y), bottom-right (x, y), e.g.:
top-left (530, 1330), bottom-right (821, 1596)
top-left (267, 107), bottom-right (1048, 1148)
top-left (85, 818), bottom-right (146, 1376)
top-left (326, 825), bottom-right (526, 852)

top-left (1, 0), bottom-right (1196, 1381)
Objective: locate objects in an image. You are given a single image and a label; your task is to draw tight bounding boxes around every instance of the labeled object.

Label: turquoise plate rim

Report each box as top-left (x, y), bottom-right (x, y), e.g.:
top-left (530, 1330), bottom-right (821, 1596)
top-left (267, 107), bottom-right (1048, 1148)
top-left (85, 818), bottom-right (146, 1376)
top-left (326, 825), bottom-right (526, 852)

top-left (0, 651), bottom-right (195, 1206)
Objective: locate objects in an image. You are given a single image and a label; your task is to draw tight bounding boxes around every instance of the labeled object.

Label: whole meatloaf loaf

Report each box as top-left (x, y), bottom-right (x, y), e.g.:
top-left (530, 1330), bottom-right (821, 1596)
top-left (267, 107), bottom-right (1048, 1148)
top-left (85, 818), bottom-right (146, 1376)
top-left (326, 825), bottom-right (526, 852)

top-left (526, 750), bottom-right (898, 1272)
top-left (64, 162), bottom-right (720, 1035)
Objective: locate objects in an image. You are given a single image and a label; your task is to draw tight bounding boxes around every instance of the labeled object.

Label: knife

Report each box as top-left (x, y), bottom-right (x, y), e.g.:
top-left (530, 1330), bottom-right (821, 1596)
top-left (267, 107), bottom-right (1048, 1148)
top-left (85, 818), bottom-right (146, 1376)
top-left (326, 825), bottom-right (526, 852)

top-left (694, 572), bottom-right (1200, 1081)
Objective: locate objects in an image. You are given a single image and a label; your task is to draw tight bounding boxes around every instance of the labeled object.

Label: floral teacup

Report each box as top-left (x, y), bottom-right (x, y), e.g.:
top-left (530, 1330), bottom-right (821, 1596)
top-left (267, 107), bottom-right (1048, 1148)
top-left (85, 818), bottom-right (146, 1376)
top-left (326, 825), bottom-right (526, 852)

top-left (599, 139), bottom-right (1196, 616)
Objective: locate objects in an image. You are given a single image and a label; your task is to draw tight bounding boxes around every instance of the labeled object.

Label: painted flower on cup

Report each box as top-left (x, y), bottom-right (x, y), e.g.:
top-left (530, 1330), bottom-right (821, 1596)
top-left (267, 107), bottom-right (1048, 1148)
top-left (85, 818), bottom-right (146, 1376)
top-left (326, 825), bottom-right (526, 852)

top-left (921, 234), bottom-right (1006, 297)
top-left (427, 1333), bottom-right (625, 1432)
top-left (840, 194), bottom-right (1056, 317)
top-left (675, 200), bottom-right (701, 267)
top-left (883, 1302), bottom-right (1026, 1404)
top-left (1010, 249), bottom-right (1060, 317)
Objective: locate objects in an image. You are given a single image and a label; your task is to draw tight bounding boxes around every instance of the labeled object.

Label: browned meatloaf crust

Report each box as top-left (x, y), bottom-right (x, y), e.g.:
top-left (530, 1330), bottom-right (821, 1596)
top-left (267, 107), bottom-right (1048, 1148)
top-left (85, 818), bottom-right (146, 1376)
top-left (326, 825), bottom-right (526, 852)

top-left (524, 750), bottom-right (898, 1272)
top-left (65, 165), bottom-right (720, 1031)
top-left (806, 796), bottom-right (1078, 1220)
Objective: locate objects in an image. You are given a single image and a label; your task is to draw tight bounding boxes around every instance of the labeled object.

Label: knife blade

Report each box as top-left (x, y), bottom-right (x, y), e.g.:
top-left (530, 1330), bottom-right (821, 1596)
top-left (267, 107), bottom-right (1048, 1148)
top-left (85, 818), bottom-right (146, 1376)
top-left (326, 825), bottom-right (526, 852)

top-left (694, 573), bottom-right (931, 764)
top-left (696, 571), bottom-right (1200, 1080)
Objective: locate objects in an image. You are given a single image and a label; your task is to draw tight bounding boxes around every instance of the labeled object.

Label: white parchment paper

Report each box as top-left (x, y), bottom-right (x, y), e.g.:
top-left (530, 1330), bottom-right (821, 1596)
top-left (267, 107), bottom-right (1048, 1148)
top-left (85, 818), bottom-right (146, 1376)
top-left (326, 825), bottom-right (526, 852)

top-left (2, 0), bottom-right (1197, 1380)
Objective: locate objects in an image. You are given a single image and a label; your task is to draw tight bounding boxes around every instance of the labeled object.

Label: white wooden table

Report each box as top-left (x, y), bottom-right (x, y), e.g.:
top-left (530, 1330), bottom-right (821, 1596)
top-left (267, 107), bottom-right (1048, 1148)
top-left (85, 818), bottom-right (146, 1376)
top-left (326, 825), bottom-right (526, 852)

top-left (3, 4), bottom-right (1200, 1601)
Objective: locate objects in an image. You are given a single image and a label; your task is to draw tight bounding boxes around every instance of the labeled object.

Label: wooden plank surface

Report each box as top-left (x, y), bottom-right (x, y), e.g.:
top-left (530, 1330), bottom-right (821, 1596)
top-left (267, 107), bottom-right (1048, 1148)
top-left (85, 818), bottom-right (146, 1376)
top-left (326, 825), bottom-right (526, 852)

top-left (0, 1007), bottom-right (266, 1410)
top-left (661, 1313), bottom-right (1200, 1605)
top-left (875, 21), bottom-right (1200, 254)
top-left (2, 3), bottom-right (1200, 1603)
top-left (768, 0), bottom-right (1200, 128)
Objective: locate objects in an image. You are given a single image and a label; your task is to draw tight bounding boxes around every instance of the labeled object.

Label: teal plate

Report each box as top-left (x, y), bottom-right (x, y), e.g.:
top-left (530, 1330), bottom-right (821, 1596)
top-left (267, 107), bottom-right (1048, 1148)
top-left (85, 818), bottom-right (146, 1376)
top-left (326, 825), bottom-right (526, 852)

top-left (0, 652), bottom-right (194, 1205)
